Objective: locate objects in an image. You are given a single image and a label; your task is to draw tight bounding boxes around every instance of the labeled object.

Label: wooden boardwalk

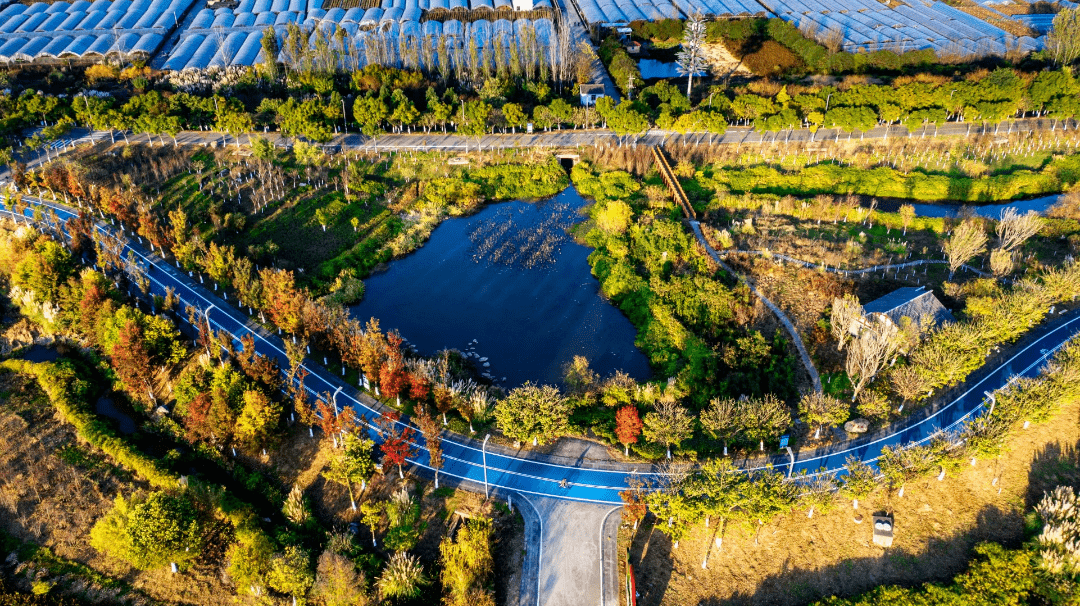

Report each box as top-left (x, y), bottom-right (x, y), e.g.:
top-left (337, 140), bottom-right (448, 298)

top-left (651, 146), bottom-right (695, 220)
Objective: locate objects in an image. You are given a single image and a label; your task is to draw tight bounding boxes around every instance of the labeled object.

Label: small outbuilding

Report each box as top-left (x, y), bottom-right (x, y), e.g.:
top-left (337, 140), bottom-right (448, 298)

top-left (579, 83), bottom-right (606, 107)
top-left (861, 286), bottom-right (954, 331)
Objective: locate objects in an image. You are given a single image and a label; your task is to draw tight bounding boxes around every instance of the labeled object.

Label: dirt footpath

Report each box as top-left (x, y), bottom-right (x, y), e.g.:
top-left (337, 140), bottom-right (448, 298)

top-left (623, 398), bottom-right (1080, 606)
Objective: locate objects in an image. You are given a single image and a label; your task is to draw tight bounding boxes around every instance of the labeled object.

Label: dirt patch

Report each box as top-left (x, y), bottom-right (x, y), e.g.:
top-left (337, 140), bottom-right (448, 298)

top-left (622, 397), bottom-right (1080, 605)
top-left (701, 43), bottom-right (753, 80)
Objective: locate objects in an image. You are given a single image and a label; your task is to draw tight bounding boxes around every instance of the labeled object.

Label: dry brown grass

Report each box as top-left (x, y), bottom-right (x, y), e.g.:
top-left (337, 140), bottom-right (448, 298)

top-left (621, 397), bottom-right (1080, 606)
top-left (0, 368), bottom-right (240, 605)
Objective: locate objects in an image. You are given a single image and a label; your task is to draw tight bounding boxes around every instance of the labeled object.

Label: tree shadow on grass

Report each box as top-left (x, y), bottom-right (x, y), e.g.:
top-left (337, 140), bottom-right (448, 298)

top-left (695, 504), bottom-right (1021, 606)
top-left (1026, 437), bottom-right (1080, 508)
top-left (629, 503), bottom-right (1023, 606)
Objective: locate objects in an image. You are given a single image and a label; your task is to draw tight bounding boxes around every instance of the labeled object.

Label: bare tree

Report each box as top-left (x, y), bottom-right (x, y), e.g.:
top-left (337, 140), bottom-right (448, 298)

top-left (944, 218), bottom-right (988, 279)
top-left (996, 207), bottom-right (1042, 252)
top-left (1046, 7), bottom-right (1080, 67)
top-left (889, 365), bottom-right (926, 405)
top-left (846, 316), bottom-right (900, 401)
top-left (831, 294), bottom-right (864, 352)
top-left (990, 248), bottom-right (1016, 277)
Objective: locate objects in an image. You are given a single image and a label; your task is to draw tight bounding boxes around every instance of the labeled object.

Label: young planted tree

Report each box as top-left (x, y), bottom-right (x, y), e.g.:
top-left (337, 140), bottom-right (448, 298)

top-left (841, 455), bottom-right (877, 509)
top-left (323, 433), bottom-right (376, 510)
top-left (899, 204), bottom-right (916, 235)
top-left (619, 474), bottom-right (649, 531)
top-left (846, 316), bottom-right (900, 402)
top-left (740, 395), bottom-right (792, 451)
top-left (415, 406), bottom-right (444, 487)
top-left (111, 320), bottom-right (155, 403)
top-left (377, 411), bottom-right (416, 479)
top-left (740, 467), bottom-right (799, 545)
top-left (798, 392), bottom-right (850, 439)
top-left (643, 399), bottom-right (693, 459)
top-left (889, 364), bottom-right (927, 406)
top-left (615, 405), bottom-right (644, 456)
top-left (944, 218), bottom-right (988, 279)
top-left (700, 397), bottom-right (740, 455)
top-left (235, 389), bottom-right (282, 451)
top-left (493, 382), bottom-right (573, 446)
top-left (683, 458), bottom-right (747, 564)
top-left (830, 294), bottom-right (863, 352)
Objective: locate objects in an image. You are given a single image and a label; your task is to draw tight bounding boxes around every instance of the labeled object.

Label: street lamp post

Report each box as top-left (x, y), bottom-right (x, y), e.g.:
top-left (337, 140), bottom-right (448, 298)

top-left (482, 434), bottom-right (491, 499)
top-left (332, 386), bottom-right (342, 417)
top-left (202, 304), bottom-right (216, 357)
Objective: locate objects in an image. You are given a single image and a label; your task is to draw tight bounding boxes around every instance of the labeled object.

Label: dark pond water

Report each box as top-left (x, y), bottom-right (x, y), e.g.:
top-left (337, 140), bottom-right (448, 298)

top-left (95, 396), bottom-right (137, 435)
top-left (638, 59), bottom-right (704, 79)
top-left (350, 187), bottom-right (651, 388)
top-left (874, 193), bottom-right (1063, 218)
top-left (21, 345), bottom-right (60, 362)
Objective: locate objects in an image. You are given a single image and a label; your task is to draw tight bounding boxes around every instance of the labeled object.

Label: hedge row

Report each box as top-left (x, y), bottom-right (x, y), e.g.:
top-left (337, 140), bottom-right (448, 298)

top-left (1, 359), bottom-right (178, 488)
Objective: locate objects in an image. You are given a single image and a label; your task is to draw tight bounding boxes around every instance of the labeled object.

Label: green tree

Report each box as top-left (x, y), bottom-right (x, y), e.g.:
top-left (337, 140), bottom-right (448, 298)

top-left (234, 389), bottom-right (282, 450)
top-left (1046, 7), bottom-right (1080, 67)
top-left (840, 456), bottom-right (877, 509)
top-left (440, 518), bottom-right (495, 606)
top-left (259, 26), bottom-right (280, 80)
top-left (643, 399), bottom-right (693, 459)
top-left (267, 545), bottom-right (314, 598)
top-left (459, 100), bottom-right (492, 139)
top-left (322, 433), bottom-right (376, 510)
top-left (390, 89), bottom-right (419, 132)
top-left (353, 94), bottom-right (389, 137)
top-left (226, 529), bottom-right (276, 596)
top-left (700, 397), bottom-right (740, 454)
top-left (739, 395), bottom-right (791, 451)
top-left (798, 392), bottom-right (850, 439)
top-left (90, 492), bottom-right (203, 570)
top-left (494, 382), bottom-right (574, 446)
top-left (502, 102), bottom-right (526, 133)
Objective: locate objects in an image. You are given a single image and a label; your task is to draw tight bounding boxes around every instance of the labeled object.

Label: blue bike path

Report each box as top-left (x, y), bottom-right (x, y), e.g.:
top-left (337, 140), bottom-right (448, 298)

top-left (6, 196), bottom-right (1080, 505)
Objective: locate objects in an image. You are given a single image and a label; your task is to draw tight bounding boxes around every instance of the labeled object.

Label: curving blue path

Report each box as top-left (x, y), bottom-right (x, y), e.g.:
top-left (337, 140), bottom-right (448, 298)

top-left (6, 196), bottom-right (1080, 505)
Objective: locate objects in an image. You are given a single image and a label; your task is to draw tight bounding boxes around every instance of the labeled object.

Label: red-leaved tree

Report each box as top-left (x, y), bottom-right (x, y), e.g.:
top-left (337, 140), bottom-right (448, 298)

top-left (615, 405), bottom-right (644, 457)
top-left (408, 372), bottom-right (430, 402)
top-left (377, 411), bottom-right (415, 479)
top-left (111, 319), bottom-right (154, 404)
top-left (378, 333), bottom-right (408, 401)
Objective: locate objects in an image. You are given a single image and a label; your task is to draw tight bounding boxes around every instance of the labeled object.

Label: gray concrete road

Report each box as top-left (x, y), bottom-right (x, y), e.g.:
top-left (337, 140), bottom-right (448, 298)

top-left (516, 493), bottom-right (622, 606)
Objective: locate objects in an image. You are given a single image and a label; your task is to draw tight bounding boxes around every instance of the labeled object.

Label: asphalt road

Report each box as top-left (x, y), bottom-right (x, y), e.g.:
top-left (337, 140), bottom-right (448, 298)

top-left (4, 195), bottom-right (1080, 506)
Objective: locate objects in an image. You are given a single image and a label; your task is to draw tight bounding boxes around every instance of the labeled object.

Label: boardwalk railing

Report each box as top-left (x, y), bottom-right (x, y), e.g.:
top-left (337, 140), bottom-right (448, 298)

top-left (651, 145), bottom-right (696, 220)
